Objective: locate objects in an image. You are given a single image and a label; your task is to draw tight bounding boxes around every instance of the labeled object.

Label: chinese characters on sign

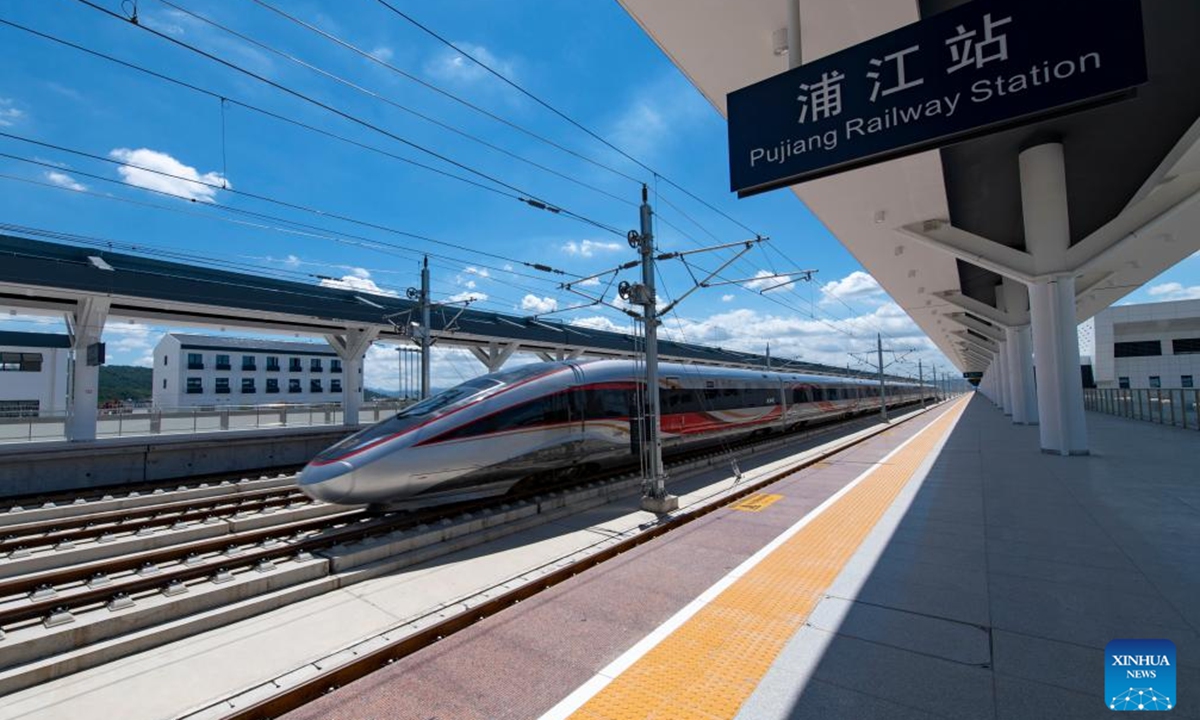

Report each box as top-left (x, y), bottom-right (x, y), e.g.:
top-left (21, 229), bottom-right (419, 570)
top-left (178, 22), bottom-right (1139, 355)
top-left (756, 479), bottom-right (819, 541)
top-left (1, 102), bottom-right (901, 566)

top-left (728, 0), bottom-right (1147, 196)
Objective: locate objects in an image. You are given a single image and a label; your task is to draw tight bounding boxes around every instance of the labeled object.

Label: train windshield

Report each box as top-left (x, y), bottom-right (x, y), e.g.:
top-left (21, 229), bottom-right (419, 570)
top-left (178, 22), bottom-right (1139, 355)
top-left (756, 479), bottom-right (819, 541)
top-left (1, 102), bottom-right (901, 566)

top-left (396, 377), bottom-right (502, 418)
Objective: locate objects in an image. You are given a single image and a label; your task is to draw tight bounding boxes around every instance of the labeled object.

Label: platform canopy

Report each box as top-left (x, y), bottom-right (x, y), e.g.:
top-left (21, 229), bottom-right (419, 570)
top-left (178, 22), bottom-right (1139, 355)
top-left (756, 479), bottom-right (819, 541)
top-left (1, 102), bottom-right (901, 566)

top-left (0, 232), bottom-right (882, 378)
top-left (618, 0), bottom-right (1200, 373)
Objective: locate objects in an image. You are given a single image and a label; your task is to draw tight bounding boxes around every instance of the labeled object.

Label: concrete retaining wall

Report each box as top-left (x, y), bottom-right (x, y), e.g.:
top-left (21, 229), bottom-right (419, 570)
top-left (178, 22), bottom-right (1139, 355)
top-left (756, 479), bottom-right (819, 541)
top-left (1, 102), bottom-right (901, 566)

top-left (0, 426), bottom-right (358, 498)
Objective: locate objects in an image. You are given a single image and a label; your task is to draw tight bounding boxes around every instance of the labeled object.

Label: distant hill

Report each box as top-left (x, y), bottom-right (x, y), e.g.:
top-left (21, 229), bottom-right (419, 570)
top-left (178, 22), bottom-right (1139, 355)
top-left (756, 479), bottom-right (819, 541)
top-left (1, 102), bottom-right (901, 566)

top-left (99, 365), bottom-right (152, 404)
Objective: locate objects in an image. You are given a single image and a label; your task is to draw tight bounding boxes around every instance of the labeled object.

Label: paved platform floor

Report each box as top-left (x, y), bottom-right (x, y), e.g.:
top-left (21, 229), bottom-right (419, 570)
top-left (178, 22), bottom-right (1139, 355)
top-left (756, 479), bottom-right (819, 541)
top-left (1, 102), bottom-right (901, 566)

top-left (282, 395), bottom-right (1199, 719)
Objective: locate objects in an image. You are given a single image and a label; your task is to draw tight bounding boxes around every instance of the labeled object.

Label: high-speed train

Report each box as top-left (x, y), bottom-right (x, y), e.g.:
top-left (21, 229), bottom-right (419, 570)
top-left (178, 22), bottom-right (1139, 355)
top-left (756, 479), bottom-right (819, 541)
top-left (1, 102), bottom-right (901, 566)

top-left (298, 359), bottom-right (932, 508)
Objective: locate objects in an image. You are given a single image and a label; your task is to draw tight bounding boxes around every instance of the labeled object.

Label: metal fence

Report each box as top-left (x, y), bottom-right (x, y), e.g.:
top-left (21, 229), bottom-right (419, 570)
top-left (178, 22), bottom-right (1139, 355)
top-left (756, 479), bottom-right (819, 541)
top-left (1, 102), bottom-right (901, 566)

top-left (0, 401), bottom-right (410, 443)
top-left (1083, 388), bottom-right (1200, 431)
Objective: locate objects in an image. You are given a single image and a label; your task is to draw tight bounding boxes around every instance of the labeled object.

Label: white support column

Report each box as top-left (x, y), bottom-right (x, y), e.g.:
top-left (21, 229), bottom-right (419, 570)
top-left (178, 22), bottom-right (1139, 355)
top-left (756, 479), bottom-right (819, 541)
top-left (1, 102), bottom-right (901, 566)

top-left (469, 342), bottom-right (520, 373)
top-left (1016, 325), bottom-right (1039, 425)
top-left (1004, 326), bottom-right (1025, 422)
top-left (65, 296), bottom-right (110, 442)
top-left (325, 327), bottom-right (380, 426)
top-left (997, 339), bottom-right (1011, 415)
top-left (1021, 143), bottom-right (1087, 455)
top-left (1001, 280), bottom-right (1037, 425)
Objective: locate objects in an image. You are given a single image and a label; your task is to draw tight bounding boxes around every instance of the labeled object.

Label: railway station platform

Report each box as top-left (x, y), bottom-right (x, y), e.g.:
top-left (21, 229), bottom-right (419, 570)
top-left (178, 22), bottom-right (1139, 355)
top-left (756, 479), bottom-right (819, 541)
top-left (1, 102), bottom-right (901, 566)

top-left (276, 394), bottom-right (1198, 720)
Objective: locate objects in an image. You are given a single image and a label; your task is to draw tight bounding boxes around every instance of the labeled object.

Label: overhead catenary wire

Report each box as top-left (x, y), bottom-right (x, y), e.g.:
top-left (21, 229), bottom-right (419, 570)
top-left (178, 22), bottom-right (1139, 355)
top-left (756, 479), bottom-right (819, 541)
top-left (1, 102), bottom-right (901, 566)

top-left (246, 0), bottom-right (645, 187)
top-left (0, 132), bottom-right (570, 276)
top-left (64, 1), bottom-right (627, 239)
top-left (153, 0), bottom-right (638, 212)
top-left (371, 0), bottom-right (765, 241)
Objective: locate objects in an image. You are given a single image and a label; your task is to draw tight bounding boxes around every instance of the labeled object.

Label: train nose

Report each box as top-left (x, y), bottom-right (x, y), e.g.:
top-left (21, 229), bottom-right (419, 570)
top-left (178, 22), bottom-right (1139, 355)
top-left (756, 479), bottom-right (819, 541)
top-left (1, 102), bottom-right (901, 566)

top-left (298, 461), bottom-right (357, 504)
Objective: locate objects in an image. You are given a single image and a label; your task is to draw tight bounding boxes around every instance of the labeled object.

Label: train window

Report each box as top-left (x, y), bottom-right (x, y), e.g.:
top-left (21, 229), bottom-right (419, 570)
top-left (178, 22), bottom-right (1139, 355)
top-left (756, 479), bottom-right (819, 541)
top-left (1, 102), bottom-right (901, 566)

top-left (812, 387), bottom-right (824, 402)
top-left (792, 388), bottom-right (810, 404)
top-left (661, 389), bottom-right (701, 413)
top-left (583, 388), bottom-right (629, 419)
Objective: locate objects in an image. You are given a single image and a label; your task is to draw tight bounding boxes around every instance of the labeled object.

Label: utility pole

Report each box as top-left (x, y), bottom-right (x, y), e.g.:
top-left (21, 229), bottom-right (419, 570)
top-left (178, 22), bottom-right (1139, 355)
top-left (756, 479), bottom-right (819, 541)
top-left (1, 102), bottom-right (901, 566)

top-left (420, 256), bottom-right (431, 399)
top-left (627, 186), bottom-right (675, 513)
top-left (919, 358), bottom-right (926, 409)
top-left (560, 190), bottom-right (768, 513)
top-left (877, 333), bottom-right (888, 422)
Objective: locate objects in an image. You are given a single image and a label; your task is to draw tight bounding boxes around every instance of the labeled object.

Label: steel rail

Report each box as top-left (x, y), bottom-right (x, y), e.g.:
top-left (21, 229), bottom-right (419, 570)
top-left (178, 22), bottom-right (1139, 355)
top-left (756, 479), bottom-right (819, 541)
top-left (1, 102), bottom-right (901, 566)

top-left (0, 489), bottom-right (308, 553)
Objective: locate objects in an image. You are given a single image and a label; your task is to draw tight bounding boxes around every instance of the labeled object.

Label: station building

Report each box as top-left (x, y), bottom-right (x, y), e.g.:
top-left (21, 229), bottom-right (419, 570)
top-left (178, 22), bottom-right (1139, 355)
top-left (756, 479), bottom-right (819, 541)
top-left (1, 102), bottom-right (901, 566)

top-left (152, 333), bottom-right (347, 409)
top-left (1090, 297), bottom-right (1200, 390)
top-left (0, 331), bottom-right (70, 417)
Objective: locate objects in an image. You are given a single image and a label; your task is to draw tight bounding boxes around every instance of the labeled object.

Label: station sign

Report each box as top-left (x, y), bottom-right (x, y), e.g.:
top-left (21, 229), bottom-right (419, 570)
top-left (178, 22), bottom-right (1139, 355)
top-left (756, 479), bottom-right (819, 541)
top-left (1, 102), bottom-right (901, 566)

top-left (727, 0), bottom-right (1147, 197)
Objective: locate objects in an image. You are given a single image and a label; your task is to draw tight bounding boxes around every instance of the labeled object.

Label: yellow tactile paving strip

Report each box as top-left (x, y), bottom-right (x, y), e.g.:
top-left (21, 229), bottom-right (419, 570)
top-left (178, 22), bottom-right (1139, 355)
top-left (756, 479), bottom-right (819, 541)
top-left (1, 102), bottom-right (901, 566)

top-left (570, 398), bottom-right (969, 720)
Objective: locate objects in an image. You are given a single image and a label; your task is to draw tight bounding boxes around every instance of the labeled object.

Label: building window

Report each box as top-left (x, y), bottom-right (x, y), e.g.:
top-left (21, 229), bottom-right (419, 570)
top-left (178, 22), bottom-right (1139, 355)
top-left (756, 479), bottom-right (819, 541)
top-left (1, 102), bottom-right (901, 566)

top-left (215, 378), bottom-right (231, 394)
top-left (331, 359), bottom-right (342, 373)
top-left (289, 357), bottom-right (302, 372)
top-left (215, 354), bottom-right (231, 370)
top-left (0, 400), bottom-right (40, 417)
top-left (187, 352), bottom-right (204, 370)
top-left (242, 355), bottom-right (256, 371)
top-left (330, 379), bottom-right (342, 393)
top-left (1183, 375), bottom-right (1194, 389)
top-left (288, 378), bottom-right (302, 393)
top-left (0, 352), bottom-right (43, 372)
top-left (1174, 338), bottom-right (1200, 355)
top-left (186, 378), bottom-right (203, 394)
top-left (310, 358), bottom-right (323, 372)
top-left (163, 355), bottom-right (168, 366)
top-left (1149, 376), bottom-right (1161, 389)
top-left (310, 379), bottom-right (323, 393)
top-left (162, 379), bottom-right (167, 390)
top-left (266, 356), bottom-right (281, 372)
top-left (1118, 377), bottom-right (1130, 389)
top-left (1114, 340), bottom-right (1162, 358)
top-left (241, 378), bottom-right (256, 394)
top-left (266, 378), bottom-right (280, 394)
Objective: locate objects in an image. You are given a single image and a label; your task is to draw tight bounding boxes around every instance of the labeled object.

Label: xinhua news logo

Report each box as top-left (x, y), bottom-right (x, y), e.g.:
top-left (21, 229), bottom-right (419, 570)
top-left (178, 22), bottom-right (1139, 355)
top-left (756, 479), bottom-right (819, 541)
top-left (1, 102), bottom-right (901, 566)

top-left (1106, 639), bottom-right (1175, 711)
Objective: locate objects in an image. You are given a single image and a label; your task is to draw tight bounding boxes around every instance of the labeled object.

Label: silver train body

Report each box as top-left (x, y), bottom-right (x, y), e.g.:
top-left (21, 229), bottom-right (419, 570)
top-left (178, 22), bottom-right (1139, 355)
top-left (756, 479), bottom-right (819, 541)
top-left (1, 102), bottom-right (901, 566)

top-left (298, 359), bottom-right (931, 507)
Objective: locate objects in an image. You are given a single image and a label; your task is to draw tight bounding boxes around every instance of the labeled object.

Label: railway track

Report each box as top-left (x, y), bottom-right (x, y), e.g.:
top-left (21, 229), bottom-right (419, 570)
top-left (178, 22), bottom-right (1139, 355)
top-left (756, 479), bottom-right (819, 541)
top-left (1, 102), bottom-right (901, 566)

top-left (0, 401), bottom-right (928, 698)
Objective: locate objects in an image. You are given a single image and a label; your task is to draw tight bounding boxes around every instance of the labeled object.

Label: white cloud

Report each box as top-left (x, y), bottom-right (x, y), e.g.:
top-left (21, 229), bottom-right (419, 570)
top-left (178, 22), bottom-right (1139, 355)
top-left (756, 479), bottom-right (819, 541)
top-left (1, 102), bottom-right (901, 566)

top-left (820, 270), bottom-right (884, 303)
top-left (721, 294), bottom-right (735, 302)
top-left (569, 315), bottom-right (626, 333)
top-left (318, 267), bottom-right (398, 296)
top-left (109, 147), bottom-right (230, 202)
top-left (562, 239), bottom-right (622, 258)
top-left (0, 98), bottom-right (23, 127)
top-left (284, 254), bottom-right (301, 269)
top-left (654, 302), bottom-right (941, 371)
top-left (426, 42), bottom-right (516, 84)
top-left (447, 290), bottom-right (487, 303)
top-left (578, 276), bottom-right (602, 287)
top-left (521, 294), bottom-right (558, 314)
top-left (743, 269), bottom-right (795, 294)
top-left (1147, 282), bottom-right (1200, 301)
top-left (503, 263), bottom-right (514, 272)
top-left (44, 171), bottom-right (87, 192)
top-left (607, 73), bottom-right (711, 162)
top-left (464, 266), bottom-right (489, 278)
top-left (370, 46), bottom-right (394, 62)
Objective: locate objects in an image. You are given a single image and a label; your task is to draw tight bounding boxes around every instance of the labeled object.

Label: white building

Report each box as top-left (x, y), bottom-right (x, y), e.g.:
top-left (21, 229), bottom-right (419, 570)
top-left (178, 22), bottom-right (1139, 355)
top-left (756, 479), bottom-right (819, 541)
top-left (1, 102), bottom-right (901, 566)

top-left (1091, 298), bottom-right (1200, 390)
top-left (0, 331), bottom-right (71, 417)
top-left (152, 334), bottom-right (349, 409)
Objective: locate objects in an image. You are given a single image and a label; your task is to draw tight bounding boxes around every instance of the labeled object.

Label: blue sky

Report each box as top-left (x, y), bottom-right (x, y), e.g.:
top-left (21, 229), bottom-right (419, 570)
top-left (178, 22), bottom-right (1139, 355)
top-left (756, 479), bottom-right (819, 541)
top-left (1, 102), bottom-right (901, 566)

top-left (1, 1), bottom-right (1195, 392)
